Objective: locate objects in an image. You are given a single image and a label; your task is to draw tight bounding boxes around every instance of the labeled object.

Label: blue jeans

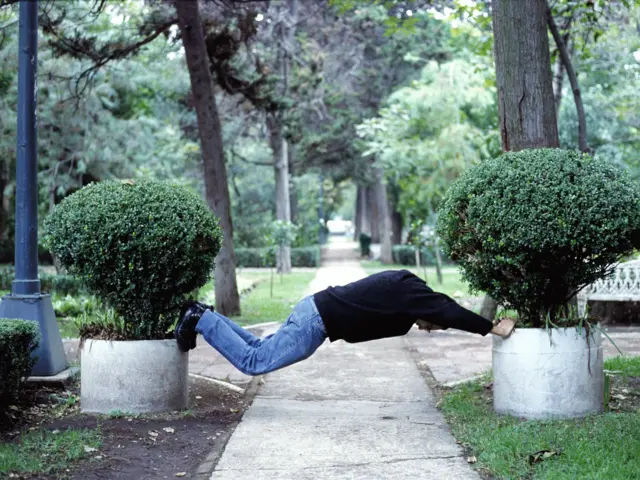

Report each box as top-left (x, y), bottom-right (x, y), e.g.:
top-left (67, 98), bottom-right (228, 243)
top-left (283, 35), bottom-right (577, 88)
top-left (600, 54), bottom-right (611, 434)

top-left (195, 295), bottom-right (327, 376)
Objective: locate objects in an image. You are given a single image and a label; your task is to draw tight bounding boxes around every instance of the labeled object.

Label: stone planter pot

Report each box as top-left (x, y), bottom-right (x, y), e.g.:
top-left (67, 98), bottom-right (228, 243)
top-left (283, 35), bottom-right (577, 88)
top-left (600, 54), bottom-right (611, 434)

top-left (80, 339), bottom-right (188, 414)
top-left (492, 327), bottom-right (603, 420)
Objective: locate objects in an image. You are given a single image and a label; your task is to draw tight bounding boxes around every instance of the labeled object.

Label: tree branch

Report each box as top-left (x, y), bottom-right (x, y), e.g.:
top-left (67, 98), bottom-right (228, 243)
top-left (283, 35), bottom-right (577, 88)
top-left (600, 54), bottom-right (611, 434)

top-left (40, 9), bottom-right (177, 101)
top-left (547, 4), bottom-right (589, 153)
top-left (230, 148), bottom-right (273, 167)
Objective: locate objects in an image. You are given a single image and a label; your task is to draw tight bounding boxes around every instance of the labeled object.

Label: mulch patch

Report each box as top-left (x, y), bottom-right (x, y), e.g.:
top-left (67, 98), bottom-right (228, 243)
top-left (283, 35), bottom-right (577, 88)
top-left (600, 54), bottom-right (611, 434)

top-left (2, 377), bottom-right (251, 480)
top-left (607, 375), bottom-right (640, 413)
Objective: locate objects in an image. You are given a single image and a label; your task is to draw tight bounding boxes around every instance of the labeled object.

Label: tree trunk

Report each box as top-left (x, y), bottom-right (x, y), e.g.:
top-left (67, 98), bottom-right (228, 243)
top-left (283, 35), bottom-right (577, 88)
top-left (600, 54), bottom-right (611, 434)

top-left (267, 0), bottom-right (297, 273)
top-left (0, 158), bottom-right (8, 240)
top-left (552, 50), bottom-right (565, 112)
top-left (386, 182), bottom-right (403, 244)
top-left (367, 186), bottom-right (380, 243)
top-left (267, 114), bottom-right (292, 273)
top-left (546, 6), bottom-right (588, 153)
top-left (550, 10), bottom-right (573, 115)
top-left (360, 185), bottom-right (371, 237)
top-left (174, 0), bottom-right (240, 315)
top-left (289, 145), bottom-right (298, 224)
top-left (374, 168), bottom-right (392, 264)
top-left (483, 0), bottom-right (561, 321)
top-left (433, 240), bottom-right (443, 285)
top-left (354, 184), bottom-right (363, 241)
top-left (492, 0), bottom-right (559, 152)
top-left (390, 209), bottom-right (403, 245)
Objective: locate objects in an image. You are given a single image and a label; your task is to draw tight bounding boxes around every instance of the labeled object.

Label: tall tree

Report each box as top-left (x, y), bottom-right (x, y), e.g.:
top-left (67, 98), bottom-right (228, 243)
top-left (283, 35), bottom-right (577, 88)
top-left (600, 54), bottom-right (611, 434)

top-left (174, 0), bottom-right (241, 315)
top-left (492, 0), bottom-right (559, 151)
top-left (267, 0), bottom-right (297, 274)
top-left (480, 0), bottom-right (560, 320)
top-left (374, 167), bottom-right (393, 263)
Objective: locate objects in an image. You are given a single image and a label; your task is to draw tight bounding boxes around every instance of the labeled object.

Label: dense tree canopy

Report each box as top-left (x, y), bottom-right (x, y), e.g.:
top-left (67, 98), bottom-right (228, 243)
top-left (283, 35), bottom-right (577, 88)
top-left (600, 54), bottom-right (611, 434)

top-left (0, 0), bottom-right (638, 282)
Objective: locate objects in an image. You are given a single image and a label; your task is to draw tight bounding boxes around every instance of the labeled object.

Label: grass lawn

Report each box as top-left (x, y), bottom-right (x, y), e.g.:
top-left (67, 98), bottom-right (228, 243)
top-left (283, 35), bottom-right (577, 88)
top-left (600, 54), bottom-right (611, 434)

top-left (440, 356), bottom-right (640, 480)
top-left (361, 260), bottom-right (475, 297)
top-left (231, 270), bottom-right (317, 325)
top-left (0, 428), bottom-right (101, 477)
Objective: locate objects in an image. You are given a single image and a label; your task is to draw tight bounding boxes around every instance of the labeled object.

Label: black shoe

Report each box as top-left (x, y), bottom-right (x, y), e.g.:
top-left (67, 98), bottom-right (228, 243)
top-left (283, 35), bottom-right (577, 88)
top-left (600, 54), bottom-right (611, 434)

top-left (175, 301), bottom-right (213, 352)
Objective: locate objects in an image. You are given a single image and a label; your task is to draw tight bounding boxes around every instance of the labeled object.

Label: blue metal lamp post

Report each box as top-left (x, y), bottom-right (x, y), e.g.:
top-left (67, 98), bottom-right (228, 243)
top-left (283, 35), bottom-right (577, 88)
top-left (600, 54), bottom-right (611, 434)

top-left (0, 0), bottom-right (67, 376)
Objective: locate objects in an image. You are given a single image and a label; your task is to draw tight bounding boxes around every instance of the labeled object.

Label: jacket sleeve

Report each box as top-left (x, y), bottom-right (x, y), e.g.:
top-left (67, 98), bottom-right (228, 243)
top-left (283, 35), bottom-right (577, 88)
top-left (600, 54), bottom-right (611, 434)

top-left (406, 279), bottom-right (494, 336)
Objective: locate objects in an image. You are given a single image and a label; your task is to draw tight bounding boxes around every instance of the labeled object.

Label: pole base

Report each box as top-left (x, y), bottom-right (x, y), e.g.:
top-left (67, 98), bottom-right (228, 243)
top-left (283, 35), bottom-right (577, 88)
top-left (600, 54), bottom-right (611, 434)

top-left (27, 366), bottom-right (79, 388)
top-left (0, 293), bottom-right (68, 376)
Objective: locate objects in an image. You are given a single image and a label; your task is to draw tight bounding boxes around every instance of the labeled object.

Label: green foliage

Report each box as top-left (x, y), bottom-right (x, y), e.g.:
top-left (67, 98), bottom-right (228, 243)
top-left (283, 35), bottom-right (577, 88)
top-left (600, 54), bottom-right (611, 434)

top-left (0, 1), bottom-right (198, 243)
top-left (52, 294), bottom-right (98, 319)
top-left (391, 245), bottom-right (449, 267)
top-left (0, 320), bottom-right (39, 411)
top-left (357, 58), bottom-right (497, 225)
top-left (235, 247), bottom-right (321, 268)
top-left (437, 148), bottom-right (640, 325)
top-left (0, 428), bottom-right (102, 477)
top-left (43, 180), bottom-right (222, 340)
top-left (0, 240), bottom-right (53, 265)
top-left (40, 274), bottom-right (85, 297)
top-left (290, 246), bottom-right (321, 268)
top-left (235, 247), bottom-right (268, 269)
top-left (269, 221), bottom-right (299, 247)
top-left (328, 0), bottom-right (420, 35)
top-left (557, 6), bottom-right (640, 176)
top-left (73, 308), bottom-right (129, 341)
top-left (605, 355), bottom-right (640, 378)
top-left (0, 268), bottom-right (86, 296)
top-left (0, 271), bottom-right (85, 297)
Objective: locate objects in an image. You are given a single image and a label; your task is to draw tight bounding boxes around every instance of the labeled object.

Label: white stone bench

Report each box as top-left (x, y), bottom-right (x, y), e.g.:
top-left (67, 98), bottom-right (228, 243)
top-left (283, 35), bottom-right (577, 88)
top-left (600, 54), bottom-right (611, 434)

top-left (578, 259), bottom-right (640, 317)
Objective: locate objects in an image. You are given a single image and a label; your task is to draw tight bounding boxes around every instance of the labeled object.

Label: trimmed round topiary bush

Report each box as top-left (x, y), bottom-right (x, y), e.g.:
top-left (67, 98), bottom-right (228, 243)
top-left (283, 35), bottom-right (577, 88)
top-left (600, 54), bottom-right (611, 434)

top-left (44, 180), bottom-right (222, 339)
top-left (437, 148), bottom-right (640, 326)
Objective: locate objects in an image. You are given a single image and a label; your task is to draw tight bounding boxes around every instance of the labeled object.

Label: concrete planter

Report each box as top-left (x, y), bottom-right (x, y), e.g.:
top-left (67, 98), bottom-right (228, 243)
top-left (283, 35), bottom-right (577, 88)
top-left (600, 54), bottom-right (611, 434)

top-left (80, 339), bottom-right (188, 414)
top-left (492, 327), bottom-right (603, 420)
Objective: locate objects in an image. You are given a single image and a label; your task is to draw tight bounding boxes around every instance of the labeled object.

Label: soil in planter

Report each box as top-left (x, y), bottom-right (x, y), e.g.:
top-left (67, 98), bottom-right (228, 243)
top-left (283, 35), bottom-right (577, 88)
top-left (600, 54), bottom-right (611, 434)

top-left (1, 377), bottom-right (250, 480)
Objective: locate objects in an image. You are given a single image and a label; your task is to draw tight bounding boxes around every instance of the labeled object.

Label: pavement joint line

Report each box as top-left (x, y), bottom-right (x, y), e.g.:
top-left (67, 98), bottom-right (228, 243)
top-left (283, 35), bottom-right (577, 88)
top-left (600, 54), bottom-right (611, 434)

top-left (212, 454), bottom-right (465, 471)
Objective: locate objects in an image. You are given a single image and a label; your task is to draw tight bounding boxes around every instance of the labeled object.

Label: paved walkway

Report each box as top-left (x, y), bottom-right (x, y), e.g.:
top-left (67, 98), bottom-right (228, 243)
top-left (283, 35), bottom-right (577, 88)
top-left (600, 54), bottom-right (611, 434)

top-left (207, 242), bottom-right (480, 479)
top-left (60, 237), bottom-right (640, 477)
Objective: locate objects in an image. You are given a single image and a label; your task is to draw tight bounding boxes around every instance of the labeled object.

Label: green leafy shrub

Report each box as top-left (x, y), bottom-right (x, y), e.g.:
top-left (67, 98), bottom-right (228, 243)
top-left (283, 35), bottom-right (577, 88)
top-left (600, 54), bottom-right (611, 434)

top-left (0, 319), bottom-right (39, 411)
top-left (290, 246), bottom-right (321, 267)
top-left (0, 268), bottom-right (85, 296)
top-left (391, 245), bottom-right (452, 266)
top-left (235, 246), bottom-right (321, 268)
top-left (52, 294), bottom-right (98, 318)
top-left (40, 273), bottom-right (85, 296)
top-left (0, 239), bottom-right (12, 264)
top-left (43, 180), bottom-right (222, 340)
top-left (73, 308), bottom-right (129, 341)
top-left (235, 248), bottom-right (265, 268)
top-left (437, 148), bottom-right (640, 326)
top-left (0, 238), bottom-right (54, 265)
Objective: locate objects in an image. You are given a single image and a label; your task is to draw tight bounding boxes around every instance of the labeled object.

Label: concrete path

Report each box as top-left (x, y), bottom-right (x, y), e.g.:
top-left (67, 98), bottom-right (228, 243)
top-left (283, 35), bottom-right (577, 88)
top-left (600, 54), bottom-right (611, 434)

top-left (209, 244), bottom-right (479, 479)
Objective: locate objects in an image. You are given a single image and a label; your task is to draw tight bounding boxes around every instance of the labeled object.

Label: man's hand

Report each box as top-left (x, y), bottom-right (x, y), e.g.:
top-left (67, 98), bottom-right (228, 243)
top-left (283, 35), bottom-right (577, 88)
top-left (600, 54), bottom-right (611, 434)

top-left (490, 319), bottom-right (515, 338)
